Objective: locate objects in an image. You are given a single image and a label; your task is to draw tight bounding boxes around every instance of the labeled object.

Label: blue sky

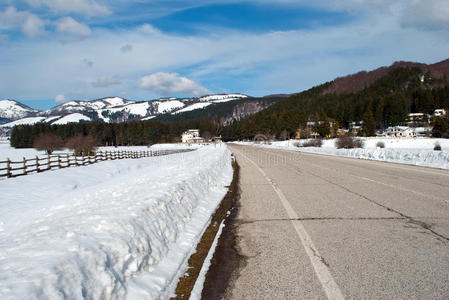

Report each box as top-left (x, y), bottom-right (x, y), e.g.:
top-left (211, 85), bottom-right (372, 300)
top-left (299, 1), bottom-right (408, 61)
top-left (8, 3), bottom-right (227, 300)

top-left (1, 0), bottom-right (449, 110)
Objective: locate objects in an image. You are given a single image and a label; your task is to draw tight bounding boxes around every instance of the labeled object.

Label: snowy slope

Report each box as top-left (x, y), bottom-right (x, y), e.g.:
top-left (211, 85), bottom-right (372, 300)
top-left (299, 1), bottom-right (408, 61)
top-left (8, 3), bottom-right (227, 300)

top-left (0, 145), bottom-right (233, 299)
top-left (0, 117), bottom-right (46, 127)
top-left (0, 100), bottom-right (37, 120)
top-left (153, 100), bottom-right (185, 113)
top-left (198, 94), bottom-right (247, 102)
top-left (51, 113), bottom-right (91, 125)
top-left (172, 102), bottom-right (212, 114)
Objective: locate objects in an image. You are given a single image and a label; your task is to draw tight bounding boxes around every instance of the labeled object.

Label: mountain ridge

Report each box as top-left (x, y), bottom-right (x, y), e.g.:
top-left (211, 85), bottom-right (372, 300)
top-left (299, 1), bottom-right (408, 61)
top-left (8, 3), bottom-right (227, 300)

top-left (0, 94), bottom-right (249, 127)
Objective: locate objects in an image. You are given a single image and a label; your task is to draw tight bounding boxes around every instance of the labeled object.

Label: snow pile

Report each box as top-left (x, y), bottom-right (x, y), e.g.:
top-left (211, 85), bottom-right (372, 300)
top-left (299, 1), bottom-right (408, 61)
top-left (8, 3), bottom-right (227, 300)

top-left (0, 145), bottom-right (233, 299)
top-left (299, 146), bottom-right (449, 170)
top-left (237, 137), bottom-right (449, 170)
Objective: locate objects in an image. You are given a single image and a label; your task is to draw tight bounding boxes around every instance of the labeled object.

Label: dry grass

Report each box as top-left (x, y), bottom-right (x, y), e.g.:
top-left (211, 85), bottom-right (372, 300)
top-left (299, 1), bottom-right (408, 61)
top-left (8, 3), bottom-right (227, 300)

top-left (171, 161), bottom-right (240, 300)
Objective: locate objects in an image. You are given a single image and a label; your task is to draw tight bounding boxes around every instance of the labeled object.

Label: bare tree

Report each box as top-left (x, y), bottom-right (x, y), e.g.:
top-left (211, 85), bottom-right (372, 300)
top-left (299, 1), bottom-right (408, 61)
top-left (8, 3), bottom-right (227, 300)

top-left (202, 131), bottom-right (212, 141)
top-left (66, 135), bottom-right (98, 156)
top-left (33, 132), bottom-right (64, 155)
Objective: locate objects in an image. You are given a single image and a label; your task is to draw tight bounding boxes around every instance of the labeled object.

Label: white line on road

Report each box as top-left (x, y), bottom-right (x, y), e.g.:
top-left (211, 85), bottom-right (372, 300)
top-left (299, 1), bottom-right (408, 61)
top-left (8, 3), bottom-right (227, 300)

top-left (233, 147), bottom-right (345, 300)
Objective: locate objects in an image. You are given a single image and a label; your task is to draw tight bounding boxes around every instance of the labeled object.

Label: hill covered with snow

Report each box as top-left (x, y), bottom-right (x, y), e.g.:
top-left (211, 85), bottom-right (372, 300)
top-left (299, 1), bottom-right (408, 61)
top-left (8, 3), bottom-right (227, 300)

top-left (0, 94), bottom-right (249, 130)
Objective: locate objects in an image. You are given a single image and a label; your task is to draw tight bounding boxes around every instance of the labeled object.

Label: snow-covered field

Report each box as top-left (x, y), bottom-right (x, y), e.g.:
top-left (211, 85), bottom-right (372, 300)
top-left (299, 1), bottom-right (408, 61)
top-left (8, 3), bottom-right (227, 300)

top-left (0, 140), bottom-right (198, 161)
top-left (235, 137), bottom-right (449, 170)
top-left (0, 144), bottom-right (232, 299)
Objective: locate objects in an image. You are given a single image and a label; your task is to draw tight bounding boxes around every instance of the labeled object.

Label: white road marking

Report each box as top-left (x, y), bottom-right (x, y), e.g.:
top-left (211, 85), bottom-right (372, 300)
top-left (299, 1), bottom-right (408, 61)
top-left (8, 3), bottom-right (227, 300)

top-left (233, 147), bottom-right (345, 300)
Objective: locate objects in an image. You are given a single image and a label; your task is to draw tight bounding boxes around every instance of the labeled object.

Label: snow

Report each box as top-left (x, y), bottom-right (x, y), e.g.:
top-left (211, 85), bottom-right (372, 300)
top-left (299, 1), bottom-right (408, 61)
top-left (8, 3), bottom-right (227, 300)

top-left (124, 102), bottom-right (150, 116)
top-left (198, 94), bottom-right (247, 102)
top-left (154, 100), bottom-right (185, 113)
top-left (142, 115), bottom-right (156, 121)
top-left (172, 102), bottom-right (212, 114)
top-left (237, 137), bottom-right (449, 170)
top-left (0, 100), bottom-right (36, 119)
top-left (51, 113), bottom-right (91, 125)
top-left (45, 116), bottom-right (62, 123)
top-left (101, 97), bottom-right (127, 107)
top-left (0, 144), bottom-right (233, 299)
top-left (0, 140), bottom-right (66, 160)
top-left (0, 117), bottom-right (46, 127)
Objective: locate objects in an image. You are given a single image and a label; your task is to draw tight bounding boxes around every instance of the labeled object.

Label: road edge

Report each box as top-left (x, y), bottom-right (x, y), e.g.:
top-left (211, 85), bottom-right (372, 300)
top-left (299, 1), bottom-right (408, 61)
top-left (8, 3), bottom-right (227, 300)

top-left (171, 159), bottom-right (241, 299)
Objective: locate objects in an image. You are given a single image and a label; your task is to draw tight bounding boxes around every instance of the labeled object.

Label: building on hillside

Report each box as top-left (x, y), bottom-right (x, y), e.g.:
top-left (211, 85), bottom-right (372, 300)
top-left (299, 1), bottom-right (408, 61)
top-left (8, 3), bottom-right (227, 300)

top-left (434, 109), bottom-right (447, 117)
top-left (384, 126), bottom-right (416, 138)
top-left (407, 113), bottom-right (430, 127)
top-left (182, 129), bottom-right (203, 143)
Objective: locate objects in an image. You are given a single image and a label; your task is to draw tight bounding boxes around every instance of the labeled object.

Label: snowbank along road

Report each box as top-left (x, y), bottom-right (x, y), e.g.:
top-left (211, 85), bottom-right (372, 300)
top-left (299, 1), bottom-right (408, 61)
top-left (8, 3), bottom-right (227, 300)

top-left (224, 144), bottom-right (449, 299)
top-left (0, 145), bottom-right (232, 299)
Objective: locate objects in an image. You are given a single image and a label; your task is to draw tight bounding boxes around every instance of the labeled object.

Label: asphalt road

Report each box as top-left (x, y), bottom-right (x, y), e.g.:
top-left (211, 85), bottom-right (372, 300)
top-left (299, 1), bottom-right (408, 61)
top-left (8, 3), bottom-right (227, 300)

top-left (223, 144), bottom-right (449, 300)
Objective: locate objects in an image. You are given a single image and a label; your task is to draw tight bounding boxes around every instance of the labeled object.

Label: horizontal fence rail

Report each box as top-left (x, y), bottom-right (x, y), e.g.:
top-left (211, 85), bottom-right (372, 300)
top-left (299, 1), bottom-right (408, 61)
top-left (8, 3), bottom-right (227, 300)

top-left (0, 149), bottom-right (194, 179)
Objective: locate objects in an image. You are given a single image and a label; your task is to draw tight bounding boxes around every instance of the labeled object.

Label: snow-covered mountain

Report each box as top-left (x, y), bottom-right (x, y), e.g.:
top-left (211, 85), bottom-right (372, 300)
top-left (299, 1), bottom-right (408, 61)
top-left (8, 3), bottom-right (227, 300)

top-left (0, 94), bottom-right (249, 129)
top-left (0, 100), bottom-right (38, 123)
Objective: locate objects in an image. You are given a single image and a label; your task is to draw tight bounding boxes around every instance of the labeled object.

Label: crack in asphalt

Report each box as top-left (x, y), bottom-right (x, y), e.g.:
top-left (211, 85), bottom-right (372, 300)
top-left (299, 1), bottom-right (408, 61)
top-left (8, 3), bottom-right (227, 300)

top-left (288, 159), bottom-right (449, 242)
top-left (244, 148), bottom-right (449, 242)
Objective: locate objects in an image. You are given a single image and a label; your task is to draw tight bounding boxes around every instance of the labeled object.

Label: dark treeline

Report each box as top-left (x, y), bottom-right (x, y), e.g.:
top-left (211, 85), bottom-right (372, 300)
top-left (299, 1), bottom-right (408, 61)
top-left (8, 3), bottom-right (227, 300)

top-left (222, 67), bottom-right (449, 140)
top-left (10, 120), bottom-right (221, 148)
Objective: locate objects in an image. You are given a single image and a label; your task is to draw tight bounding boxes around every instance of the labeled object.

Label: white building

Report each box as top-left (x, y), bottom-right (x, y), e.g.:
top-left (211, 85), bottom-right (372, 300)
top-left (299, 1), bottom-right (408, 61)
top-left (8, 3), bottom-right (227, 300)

top-left (385, 126), bottom-right (416, 138)
top-left (182, 129), bottom-right (202, 143)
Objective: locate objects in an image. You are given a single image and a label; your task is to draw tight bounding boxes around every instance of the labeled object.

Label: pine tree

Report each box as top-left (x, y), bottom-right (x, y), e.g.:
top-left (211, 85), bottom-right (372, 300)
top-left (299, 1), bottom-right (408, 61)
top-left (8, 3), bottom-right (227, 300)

top-left (362, 109), bottom-right (375, 136)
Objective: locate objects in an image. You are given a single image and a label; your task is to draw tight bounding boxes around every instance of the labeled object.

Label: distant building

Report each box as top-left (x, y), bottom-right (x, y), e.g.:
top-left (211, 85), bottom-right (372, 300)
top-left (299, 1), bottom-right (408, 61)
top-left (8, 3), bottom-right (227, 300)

top-left (182, 129), bottom-right (202, 143)
top-left (385, 126), bottom-right (416, 138)
top-left (407, 112), bottom-right (430, 127)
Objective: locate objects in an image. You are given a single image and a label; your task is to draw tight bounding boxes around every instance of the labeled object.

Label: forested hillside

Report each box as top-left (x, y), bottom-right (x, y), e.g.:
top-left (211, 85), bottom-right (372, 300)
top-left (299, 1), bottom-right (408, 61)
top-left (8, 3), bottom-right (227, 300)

top-left (154, 96), bottom-right (282, 123)
top-left (222, 66), bottom-right (449, 140)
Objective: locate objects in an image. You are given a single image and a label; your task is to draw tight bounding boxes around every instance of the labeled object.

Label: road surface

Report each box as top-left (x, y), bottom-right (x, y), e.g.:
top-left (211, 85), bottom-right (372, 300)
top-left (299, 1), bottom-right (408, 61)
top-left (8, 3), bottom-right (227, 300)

top-left (223, 144), bottom-right (449, 299)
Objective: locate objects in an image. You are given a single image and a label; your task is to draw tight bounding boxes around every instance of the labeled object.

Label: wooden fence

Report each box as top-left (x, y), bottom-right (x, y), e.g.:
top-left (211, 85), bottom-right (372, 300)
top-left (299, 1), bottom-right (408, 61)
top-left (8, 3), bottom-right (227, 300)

top-left (0, 149), bottom-right (193, 179)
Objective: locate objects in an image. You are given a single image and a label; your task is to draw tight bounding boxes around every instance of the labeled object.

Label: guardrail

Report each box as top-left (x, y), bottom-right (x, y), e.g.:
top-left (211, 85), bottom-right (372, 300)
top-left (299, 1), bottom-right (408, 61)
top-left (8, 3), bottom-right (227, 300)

top-left (0, 149), bottom-right (193, 179)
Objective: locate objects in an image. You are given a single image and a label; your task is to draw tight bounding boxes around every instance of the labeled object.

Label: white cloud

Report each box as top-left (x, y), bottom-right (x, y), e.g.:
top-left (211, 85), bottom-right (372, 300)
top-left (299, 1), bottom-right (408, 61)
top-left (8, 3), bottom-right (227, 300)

top-left (0, 6), bottom-right (46, 37)
top-left (139, 72), bottom-right (211, 96)
top-left (401, 0), bottom-right (449, 29)
top-left (92, 76), bottom-right (122, 88)
top-left (22, 14), bottom-right (46, 37)
top-left (55, 94), bottom-right (66, 103)
top-left (55, 17), bottom-right (91, 37)
top-left (23, 0), bottom-right (110, 17)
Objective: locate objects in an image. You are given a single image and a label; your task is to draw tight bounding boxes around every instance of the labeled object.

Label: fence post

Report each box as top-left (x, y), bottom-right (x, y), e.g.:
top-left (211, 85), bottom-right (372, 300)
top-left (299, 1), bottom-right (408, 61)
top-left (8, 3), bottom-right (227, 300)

top-left (23, 157), bottom-right (27, 175)
top-left (36, 155), bottom-right (40, 173)
top-left (58, 154), bottom-right (62, 169)
top-left (6, 158), bottom-right (11, 178)
top-left (67, 154), bottom-right (70, 167)
top-left (47, 154), bottom-right (51, 170)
